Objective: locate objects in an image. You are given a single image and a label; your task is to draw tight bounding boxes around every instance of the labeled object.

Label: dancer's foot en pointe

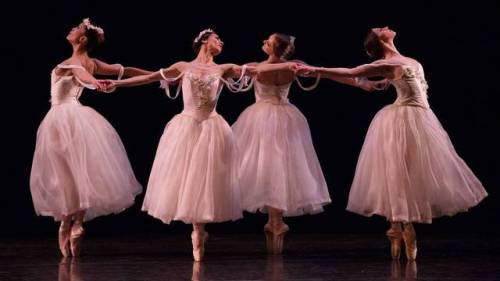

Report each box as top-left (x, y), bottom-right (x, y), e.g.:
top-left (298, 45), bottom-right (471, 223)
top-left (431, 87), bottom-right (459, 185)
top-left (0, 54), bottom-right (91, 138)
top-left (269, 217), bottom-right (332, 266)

top-left (191, 224), bottom-right (208, 262)
top-left (264, 222), bottom-right (289, 255)
top-left (58, 218), bottom-right (71, 257)
top-left (265, 208), bottom-right (289, 254)
top-left (386, 222), bottom-right (403, 259)
top-left (69, 211), bottom-right (85, 257)
top-left (402, 223), bottom-right (417, 260)
top-left (70, 223), bottom-right (84, 257)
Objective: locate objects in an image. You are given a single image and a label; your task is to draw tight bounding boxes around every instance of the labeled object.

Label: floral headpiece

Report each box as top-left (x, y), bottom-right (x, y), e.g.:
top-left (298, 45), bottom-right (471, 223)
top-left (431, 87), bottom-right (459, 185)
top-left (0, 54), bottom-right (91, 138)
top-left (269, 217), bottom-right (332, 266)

top-left (82, 18), bottom-right (104, 35)
top-left (194, 28), bottom-right (214, 43)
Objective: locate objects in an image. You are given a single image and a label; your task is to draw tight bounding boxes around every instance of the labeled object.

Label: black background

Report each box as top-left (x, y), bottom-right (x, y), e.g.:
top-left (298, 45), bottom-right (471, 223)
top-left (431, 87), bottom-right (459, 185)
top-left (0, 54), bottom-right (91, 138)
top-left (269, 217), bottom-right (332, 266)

top-left (2, 1), bottom-right (499, 237)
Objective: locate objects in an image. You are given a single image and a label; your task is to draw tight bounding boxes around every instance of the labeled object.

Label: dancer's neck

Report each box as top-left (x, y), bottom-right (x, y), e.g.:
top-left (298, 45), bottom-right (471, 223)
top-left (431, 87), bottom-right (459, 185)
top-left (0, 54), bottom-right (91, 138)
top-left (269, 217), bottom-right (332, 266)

top-left (383, 40), bottom-right (401, 59)
top-left (71, 44), bottom-right (90, 60)
top-left (266, 54), bottom-right (285, 64)
top-left (194, 48), bottom-right (215, 65)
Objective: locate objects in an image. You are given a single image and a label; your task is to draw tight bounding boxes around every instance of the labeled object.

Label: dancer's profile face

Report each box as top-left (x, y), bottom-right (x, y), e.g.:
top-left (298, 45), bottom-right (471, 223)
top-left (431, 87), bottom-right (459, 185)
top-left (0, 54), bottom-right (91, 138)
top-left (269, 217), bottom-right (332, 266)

top-left (205, 33), bottom-right (224, 55)
top-left (66, 23), bottom-right (87, 45)
top-left (372, 26), bottom-right (396, 41)
top-left (262, 34), bottom-right (276, 55)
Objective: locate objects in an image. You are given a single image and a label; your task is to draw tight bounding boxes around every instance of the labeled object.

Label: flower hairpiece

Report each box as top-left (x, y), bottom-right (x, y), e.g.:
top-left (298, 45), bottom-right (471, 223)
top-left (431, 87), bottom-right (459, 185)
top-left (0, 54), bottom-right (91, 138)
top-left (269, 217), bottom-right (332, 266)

top-left (82, 18), bottom-right (104, 35)
top-left (194, 28), bottom-right (214, 43)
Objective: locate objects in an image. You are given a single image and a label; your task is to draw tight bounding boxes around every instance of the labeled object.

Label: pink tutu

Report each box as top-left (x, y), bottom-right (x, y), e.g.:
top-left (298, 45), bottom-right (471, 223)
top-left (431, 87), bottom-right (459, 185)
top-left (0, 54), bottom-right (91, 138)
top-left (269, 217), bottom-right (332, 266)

top-left (232, 81), bottom-right (331, 216)
top-left (347, 105), bottom-right (487, 223)
top-left (30, 103), bottom-right (142, 221)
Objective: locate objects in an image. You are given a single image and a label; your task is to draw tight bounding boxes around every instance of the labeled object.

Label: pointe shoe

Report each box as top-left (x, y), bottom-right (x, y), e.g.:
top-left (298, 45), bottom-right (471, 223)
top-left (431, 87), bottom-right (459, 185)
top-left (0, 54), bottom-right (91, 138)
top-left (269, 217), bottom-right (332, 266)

top-left (191, 230), bottom-right (209, 262)
top-left (402, 227), bottom-right (417, 260)
top-left (264, 223), bottom-right (289, 255)
top-left (386, 228), bottom-right (403, 259)
top-left (70, 224), bottom-right (85, 257)
top-left (58, 222), bottom-right (71, 257)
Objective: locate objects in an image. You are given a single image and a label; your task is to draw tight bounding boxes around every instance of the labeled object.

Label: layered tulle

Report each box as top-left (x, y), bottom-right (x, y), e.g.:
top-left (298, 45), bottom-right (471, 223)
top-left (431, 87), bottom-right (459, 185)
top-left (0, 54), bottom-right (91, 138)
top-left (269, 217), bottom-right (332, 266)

top-left (347, 105), bottom-right (487, 223)
top-left (30, 103), bottom-right (142, 221)
top-left (142, 113), bottom-right (242, 223)
top-left (232, 101), bottom-right (331, 216)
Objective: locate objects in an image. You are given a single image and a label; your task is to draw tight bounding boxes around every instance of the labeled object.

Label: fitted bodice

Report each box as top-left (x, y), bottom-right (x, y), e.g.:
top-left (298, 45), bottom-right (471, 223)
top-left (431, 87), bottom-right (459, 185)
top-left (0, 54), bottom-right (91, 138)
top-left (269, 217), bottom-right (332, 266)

top-left (180, 70), bottom-right (224, 120)
top-left (389, 62), bottom-right (429, 108)
top-left (50, 64), bottom-right (94, 106)
top-left (160, 64), bottom-right (228, 121)
top-left (254, 80), bottom-right (292, 105)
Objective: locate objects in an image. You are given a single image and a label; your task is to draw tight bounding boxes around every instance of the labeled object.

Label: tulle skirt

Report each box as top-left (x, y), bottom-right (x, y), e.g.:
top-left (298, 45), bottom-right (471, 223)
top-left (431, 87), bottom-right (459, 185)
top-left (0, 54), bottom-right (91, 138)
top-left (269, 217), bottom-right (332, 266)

top-left (347, 104), bottom-right (487, 223)
top-left (30, 103), bottom-right (142, 222)
top-left (142, 113), bottom-right (242, 223)
top-left (232, 101), bottom-right (331, 216)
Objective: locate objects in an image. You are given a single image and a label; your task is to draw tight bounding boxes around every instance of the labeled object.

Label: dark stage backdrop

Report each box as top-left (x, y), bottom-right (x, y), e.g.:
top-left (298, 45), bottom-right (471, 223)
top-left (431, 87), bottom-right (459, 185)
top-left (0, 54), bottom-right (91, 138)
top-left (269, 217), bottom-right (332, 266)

top-left (2, 1), bottom-right (499, 237)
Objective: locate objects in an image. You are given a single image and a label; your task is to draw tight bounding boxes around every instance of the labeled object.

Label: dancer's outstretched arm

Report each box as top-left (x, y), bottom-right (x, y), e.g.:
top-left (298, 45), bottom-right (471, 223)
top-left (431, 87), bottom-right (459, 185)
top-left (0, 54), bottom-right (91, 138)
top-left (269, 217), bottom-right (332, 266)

top-left (255, 62), bottom-right (295, 75)
top-left (93, 59), bottom-right (153, 77)
top-left (222, 62), bottom-right (299, 79)
top-left (221, 63), bottom-right (258, 78)
top-left (323, 73), bottom-right (389, 92)
top-left (294, 63), bottom-right (396, 91)
top-left (248, 61), bottom-right (385, 91)
top-left (65, 63), bottom-right (105, 91)
top-left (296, 62), bottom-right (404, 80)
top-left (317, 70), bottom-right (387, 91)
top-left (106, 61), bottom-right (187, 89)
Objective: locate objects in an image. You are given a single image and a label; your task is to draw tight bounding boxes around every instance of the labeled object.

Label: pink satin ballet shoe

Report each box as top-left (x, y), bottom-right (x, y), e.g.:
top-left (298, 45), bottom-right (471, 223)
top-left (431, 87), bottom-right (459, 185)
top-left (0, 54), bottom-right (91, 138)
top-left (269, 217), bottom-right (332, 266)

top-left (69, 224), bottom-right (85, 257)
top-left (402, 226), bottom-right (417, 260)
top-left (386, 227), bottom-right (403, 259)
top-left (264, 223), bottom-right (289, 255)
top-left (58, 222), bottom-right (71, 257)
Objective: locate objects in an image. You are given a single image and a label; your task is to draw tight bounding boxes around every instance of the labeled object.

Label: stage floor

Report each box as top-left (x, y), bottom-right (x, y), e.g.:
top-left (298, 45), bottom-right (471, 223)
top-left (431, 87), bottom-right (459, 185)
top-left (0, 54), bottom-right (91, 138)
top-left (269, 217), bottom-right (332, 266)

top-left (1, 233), bottom-right (498, 280)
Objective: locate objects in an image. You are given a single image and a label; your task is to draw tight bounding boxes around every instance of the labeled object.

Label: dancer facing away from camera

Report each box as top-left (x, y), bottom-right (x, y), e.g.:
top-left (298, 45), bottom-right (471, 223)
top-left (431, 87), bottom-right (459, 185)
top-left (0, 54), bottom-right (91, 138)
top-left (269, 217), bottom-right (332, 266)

top-left (232, 32), bottom-right (385, 254)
